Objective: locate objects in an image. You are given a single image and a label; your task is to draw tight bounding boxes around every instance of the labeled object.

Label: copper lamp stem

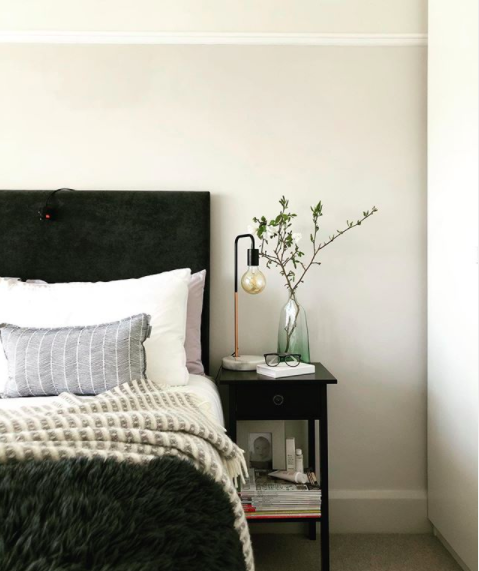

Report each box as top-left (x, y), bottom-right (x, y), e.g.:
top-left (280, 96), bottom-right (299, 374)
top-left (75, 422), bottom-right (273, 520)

top-left (234, 292), bottom-right (239, 357)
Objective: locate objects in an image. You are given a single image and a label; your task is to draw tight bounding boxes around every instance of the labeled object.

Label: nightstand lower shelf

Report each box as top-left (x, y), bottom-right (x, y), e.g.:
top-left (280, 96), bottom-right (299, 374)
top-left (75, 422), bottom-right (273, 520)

top-left (246, 515), bottom-right (321, 521)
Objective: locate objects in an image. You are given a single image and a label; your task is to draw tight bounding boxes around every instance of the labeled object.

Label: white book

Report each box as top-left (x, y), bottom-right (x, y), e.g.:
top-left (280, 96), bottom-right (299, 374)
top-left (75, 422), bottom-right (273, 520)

top-left (257, 362), bottom-right (315, 378)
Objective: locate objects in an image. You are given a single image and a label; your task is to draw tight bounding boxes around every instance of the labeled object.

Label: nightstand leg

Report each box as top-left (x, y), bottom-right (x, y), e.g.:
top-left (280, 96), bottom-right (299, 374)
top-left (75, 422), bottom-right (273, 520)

top-left (308, 418), bottom-right (316, 470)
top-left (319, 385), bottom-right (330, 571)
top-left (228, 386), bottom-right (237, 442)
top-left (308, 418), bottom-right (317, 541)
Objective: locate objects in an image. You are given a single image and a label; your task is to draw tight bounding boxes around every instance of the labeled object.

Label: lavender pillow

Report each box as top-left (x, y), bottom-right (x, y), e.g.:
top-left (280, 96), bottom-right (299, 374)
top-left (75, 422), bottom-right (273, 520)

top-left (186, 270), bottom-right (206, 375)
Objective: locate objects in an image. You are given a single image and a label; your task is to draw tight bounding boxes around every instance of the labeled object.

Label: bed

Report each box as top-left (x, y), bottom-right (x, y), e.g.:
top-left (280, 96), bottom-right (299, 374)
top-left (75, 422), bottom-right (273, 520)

top-left (0, 190), bottom-right (251, 571)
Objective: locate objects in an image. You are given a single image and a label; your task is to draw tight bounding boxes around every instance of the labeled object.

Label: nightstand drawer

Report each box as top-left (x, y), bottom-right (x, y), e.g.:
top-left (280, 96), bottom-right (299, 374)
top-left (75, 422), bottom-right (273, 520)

top-left (235, 385), bottom-right (320, 420)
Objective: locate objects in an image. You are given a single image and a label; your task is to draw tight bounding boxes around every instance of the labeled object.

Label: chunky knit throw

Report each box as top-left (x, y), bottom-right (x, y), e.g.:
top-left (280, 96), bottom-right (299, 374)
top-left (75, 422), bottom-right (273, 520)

top-left (0, 379), bottom-right (253, 571)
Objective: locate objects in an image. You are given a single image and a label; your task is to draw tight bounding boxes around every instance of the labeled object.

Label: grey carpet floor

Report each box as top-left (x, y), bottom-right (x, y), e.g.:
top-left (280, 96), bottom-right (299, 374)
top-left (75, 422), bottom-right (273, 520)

top-left (251, 534), bottom-right (462, 571)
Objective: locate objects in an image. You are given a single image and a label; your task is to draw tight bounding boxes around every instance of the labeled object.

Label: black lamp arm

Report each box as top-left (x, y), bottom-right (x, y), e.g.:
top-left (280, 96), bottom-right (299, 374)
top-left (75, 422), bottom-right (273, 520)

top-left (234, 233), bottom-right (257, 293)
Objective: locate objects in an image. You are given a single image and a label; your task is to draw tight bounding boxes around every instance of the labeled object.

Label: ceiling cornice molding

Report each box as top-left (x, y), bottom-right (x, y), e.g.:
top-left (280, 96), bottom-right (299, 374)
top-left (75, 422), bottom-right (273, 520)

top-left (0, 31), bottom-right (428, 47)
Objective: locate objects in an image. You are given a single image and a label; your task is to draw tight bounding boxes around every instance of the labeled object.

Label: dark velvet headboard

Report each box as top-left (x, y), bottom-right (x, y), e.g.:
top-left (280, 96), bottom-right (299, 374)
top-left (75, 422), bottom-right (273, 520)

top-left (0, 190), bottom-right (210, 373)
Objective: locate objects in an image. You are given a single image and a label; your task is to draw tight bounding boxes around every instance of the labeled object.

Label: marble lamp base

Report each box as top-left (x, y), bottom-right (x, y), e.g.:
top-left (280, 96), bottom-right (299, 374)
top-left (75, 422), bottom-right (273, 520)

top-left (222, 355), bottom-right (264, 371)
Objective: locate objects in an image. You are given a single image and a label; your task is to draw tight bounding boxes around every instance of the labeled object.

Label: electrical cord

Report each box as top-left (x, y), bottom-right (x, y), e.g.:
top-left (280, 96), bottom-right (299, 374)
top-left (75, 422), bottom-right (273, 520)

top-left (39, 188), bottom-right (76, 221)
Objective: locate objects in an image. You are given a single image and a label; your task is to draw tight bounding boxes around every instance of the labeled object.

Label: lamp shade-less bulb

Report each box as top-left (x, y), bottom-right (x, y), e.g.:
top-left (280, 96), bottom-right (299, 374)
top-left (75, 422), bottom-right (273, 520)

top-left (241, 266), bottom-right (266, 294)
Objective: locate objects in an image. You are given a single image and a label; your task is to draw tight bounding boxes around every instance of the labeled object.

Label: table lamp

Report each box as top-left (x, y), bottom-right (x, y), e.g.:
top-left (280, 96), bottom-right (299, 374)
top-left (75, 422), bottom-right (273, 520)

top-left (222, 233), bottom-right (266, 371)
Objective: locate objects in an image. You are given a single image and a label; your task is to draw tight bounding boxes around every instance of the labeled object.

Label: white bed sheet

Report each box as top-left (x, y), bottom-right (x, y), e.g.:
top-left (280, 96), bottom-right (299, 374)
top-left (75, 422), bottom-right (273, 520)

top-left (0, 374), bottom-right (224, 427)
top-left (186, 374), bottom-right (224, 427)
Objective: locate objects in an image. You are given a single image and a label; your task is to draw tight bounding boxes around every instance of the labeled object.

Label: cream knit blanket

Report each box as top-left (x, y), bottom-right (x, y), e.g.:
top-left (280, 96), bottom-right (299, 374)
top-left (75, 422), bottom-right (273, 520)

top-left (0, 378), bottom-right (253, 571)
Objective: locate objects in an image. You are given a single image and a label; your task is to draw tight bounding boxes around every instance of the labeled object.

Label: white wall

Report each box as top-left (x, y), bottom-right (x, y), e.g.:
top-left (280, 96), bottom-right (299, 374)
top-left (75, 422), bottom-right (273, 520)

top-left (0, 42), bottom-right (428, 531)
top-left (428, 0), bottom-right (479, 569)
top-left (0, 1), bottom-right (427, 34)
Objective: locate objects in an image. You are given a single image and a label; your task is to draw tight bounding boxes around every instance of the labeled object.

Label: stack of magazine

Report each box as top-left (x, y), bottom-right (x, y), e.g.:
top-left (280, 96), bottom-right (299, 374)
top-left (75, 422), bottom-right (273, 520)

top-left (238, 469), bottom-right (321, 519)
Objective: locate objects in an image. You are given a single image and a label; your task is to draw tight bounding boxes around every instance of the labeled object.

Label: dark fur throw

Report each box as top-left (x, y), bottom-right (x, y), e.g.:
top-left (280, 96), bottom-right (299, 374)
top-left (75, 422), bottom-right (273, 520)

top-left (0, 457), bottom-right (247, 571)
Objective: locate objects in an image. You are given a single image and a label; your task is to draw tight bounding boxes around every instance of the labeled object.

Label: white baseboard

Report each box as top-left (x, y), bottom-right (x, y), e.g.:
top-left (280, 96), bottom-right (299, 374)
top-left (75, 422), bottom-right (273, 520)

top-left (329, 489), bottom-right (431, 533)
top-left (433, 527), bottom-right (472, 571)
top-left (250, 489), bottom-right (431, 535)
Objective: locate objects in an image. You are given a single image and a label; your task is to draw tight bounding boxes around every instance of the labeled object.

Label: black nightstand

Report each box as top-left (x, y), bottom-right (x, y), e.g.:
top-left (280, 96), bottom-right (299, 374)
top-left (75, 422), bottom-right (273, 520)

top-left (216, 362), bottom-right (337, 571)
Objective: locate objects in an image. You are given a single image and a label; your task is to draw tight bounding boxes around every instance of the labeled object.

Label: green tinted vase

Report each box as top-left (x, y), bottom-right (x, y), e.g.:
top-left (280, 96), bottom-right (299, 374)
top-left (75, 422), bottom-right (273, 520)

top-left (277, 294), bottom-right (310, 363)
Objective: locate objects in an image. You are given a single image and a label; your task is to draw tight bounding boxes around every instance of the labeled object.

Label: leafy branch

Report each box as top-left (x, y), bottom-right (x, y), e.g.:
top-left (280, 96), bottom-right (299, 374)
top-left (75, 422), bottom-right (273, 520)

top-left (252, 196), bottom-right (378, 299)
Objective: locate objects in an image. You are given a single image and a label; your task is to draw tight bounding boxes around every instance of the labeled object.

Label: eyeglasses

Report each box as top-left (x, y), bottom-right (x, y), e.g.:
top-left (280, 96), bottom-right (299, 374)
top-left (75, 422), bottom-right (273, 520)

top-left (264, 353), bottom-right (301, 367)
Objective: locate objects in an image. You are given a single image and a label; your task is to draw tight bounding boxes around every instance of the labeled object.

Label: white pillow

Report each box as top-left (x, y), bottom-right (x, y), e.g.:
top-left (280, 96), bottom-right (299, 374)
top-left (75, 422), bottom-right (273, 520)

top-left (0, 269), bottom-right (191, 392)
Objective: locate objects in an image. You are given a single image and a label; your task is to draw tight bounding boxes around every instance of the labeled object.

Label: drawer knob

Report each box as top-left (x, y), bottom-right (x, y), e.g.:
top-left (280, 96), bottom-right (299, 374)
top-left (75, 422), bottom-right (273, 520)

top-left (273, 394), bottom-right (284, 406)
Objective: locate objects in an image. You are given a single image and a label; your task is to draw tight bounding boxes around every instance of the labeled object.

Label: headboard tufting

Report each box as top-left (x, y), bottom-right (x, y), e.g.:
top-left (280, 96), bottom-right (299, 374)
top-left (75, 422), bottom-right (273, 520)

top-left (0, 190), bottom-right (210, 373)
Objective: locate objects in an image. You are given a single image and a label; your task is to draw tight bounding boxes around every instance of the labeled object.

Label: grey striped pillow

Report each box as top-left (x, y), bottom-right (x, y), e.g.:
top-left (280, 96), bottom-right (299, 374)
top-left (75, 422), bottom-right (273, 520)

top-left (0, 314), bottom-right (151, 398)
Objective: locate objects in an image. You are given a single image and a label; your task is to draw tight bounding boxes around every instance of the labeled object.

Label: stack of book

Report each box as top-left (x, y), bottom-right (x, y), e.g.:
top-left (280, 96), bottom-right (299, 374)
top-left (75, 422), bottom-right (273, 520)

top-left (238, 469), bottom-right (321, 519)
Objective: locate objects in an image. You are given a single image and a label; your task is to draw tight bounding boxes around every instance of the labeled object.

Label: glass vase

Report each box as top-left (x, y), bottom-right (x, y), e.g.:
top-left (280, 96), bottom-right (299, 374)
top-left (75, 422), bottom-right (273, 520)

top-left (277, 294), bottom-right (310, 363)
